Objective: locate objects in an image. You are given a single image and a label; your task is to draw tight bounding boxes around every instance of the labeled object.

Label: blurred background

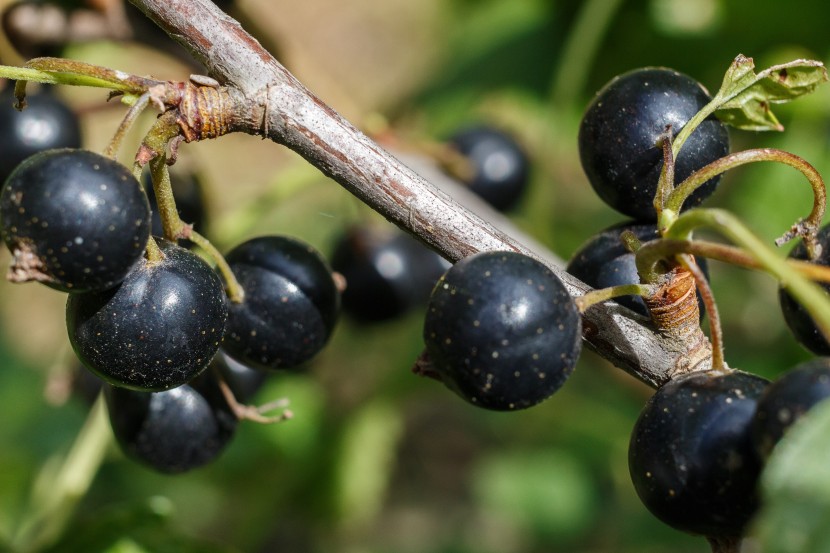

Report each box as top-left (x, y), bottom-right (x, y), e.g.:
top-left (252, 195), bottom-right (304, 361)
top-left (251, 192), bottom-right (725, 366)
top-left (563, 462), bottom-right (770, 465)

top-left (1, 0), bottom-right (829, 551)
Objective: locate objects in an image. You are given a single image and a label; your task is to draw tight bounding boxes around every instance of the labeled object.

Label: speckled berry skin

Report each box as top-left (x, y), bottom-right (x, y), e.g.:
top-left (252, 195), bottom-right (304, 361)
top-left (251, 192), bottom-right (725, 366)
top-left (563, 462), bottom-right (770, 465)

top-left (423, 251), bottom-right (582, 411)
top-left (0, 148), bottom-right (151, 292)
top-left (779, 226), bottom-right (830, 355)
top-left (223, 236), bottom-right (340, 370)
top-left (752, 358), bottom-right (830, 459)
top-left (105, 371), bottom-right (237, 474)
top-left (66, 239), bottom-right (228, 391)
top-left (579, 68), bottom-right (729, 221)
top-left (0, 89), bottom-right (82, 182)
top-left (448, 126), bottom-right (530, 211)
top-left (629, 370), bottom-right (768, 539)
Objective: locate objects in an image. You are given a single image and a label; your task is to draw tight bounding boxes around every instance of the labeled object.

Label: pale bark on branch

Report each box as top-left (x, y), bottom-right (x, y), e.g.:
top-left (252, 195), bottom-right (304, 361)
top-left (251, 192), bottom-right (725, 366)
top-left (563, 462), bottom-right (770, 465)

top-left (129, 0), bottom-right (707, 388)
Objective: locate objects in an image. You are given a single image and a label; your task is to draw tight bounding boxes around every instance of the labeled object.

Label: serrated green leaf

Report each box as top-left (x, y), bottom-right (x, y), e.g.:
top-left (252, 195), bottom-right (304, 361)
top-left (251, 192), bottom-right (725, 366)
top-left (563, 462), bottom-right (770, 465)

top-left (713, 54), bottom-right (828, 131)
top-left (753, 399), bottom-right (830, 553)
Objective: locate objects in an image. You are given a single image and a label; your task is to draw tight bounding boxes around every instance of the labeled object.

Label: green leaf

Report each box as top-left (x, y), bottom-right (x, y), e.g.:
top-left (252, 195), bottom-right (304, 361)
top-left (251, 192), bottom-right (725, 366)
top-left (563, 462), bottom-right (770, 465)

top-left (714, 54), bottom-right (828, 131)
top-left (753, 399), bottom-right (830, 553)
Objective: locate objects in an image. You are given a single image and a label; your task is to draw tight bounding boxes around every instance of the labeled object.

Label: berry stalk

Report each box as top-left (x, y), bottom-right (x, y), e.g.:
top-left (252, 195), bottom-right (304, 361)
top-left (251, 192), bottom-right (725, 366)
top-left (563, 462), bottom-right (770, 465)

top-left (662, 148), bottom-right (825, 254)
top-left (667, 208), bottom-right (830, 341)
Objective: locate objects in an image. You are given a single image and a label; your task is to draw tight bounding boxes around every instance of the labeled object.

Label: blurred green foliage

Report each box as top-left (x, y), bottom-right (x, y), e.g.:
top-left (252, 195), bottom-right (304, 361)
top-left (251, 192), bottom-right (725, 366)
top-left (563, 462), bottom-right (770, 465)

top-left (1, 0), bottom-right (830, 552)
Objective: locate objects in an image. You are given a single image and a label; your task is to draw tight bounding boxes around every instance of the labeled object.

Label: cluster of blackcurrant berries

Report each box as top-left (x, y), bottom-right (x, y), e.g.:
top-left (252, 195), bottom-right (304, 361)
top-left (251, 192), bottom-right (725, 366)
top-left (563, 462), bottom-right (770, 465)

top-left (0, 84), bottom-right (341, 474)
top-left (568, 65), bottom-right (830, 544)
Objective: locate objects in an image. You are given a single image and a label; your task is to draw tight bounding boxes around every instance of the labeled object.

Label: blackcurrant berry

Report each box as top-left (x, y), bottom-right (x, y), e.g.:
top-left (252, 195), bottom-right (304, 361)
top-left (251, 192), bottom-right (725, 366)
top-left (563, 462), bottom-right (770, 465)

top-left (66, 239), bottom-right (228, 391)
top-left (629, 370), bottom-right (768, 538)
top-left (448, 125), bottom-right (530, 211)
top-left (779, 225), bottom-right (830, 355)
top-left (0, 87), bottom-right (82, 182)
top-left (222, 236), bottom-right (340, 370)
top-left (105, 371), bottom-right (237, 474)
top-left (0, 148), bottom-right (151, 292)
top-left (423, 251), bottom-right (582, 411)
top-left (579, 68), bottom-right (729, 221)
top-left (752, 357), bottom-right (830, 459)
top-left (566, 221), bottom-right (709, 318)
top-left (331, 226), bottom-right (449, 323)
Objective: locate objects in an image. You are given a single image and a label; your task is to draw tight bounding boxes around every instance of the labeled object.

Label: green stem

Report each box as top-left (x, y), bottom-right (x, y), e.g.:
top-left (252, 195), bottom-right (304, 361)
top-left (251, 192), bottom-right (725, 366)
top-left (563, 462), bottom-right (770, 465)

top-left (144, 236), bottom-right (165, 264)
top-left (665, 149), bottom-right (825, 249)
top-left (145, 158), bottom-right (244, 302)
top-left (636, 237), bottom-right (830, 283)
top-left (11, 396), bottom-right (110, 553)
top-left (103, 91), bottom-right (153, 161)
top-left (666, 208), bottom-right (830, 340)
top-left (188, 230), bottom-right (245, 304)
top-left (149, 156), bottom-right (185, 241)
top-left (549, 0), bottom-right (626, 107)
top-left (654, 127), bottom-right (676, 220)
top-left (575, 283), bottom-right (655, 313)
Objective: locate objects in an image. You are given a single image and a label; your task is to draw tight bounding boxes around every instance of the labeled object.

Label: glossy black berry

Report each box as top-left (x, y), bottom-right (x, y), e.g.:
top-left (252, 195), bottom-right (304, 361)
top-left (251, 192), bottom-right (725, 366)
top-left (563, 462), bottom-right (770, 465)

top-left (423, 251), bottom-right (582, 411)
top-left (629, 370), bottom-right (768, 538)
top-left (0, 87), bottom-right (82, 182)
top-left (448, 125), bottom-right (530, 211)
top-left (752, 357), bottom-right (830, 459)
top-left (779, 226), bottom-right (830, 355)
top-left (0, 148), bottom-right (151, 292)
top-left (566, 221), bottom-right (709, 318)
top-left (331, 226), bottom-right (450, 323)
top-left (223, 236), bottom-right (340, 370)
top-left (66, 239), bottom-right (228, 391)
top-left (105, 371), bottom-right (237, 474)
top-left (579, 68), bottom-right (729, 221)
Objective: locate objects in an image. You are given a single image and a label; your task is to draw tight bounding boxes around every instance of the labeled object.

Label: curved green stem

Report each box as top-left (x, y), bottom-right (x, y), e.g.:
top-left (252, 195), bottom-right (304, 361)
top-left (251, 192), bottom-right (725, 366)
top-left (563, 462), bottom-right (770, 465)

top-left (11, 396), bottom-right (110, 553)
top-left (576, 283), bottom-right (656, 313)
top-left (671, 97), bottom-right (719, 161)
top-left (146, 158), bottom-right (244, 303)
top-left (188, 230), bottom-right (245, 303)
top-left (103, 91), bottom-right (153, 161)
top-left (665, 149), bottom-right (825, 250)
top-left (667, 208), bottom-right (830, 340)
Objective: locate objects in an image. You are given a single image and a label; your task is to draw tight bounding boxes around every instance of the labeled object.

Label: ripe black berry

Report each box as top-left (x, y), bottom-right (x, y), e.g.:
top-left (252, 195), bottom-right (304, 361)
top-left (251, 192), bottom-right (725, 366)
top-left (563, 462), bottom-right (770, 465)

top-left (779, 225), bottom-right (830, 355)
top-left (66, 239), bottom-right (228, 391)
top-left (752, 357), bottom-right (830, 459)
top-left (566, 221), bottom-right (709, 318)
top-left (579, 68), bottom-right (729, 220)
top-left (331, 226), bottom-right (449, 323)
top-left (223, 235), bottom-right (340, 370)
top-left (629, 370), bottom-right (768, 538)
top-left (105, 371), bottom-right (237, 474)
top-left (423, 251), bottom-right (582, 411)
top-left (0, 148), bottom-right (151, 292)
top-left (0, 87), bottom-right (82, 182)
top-left (448, 125), bottom-right (530, 211)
